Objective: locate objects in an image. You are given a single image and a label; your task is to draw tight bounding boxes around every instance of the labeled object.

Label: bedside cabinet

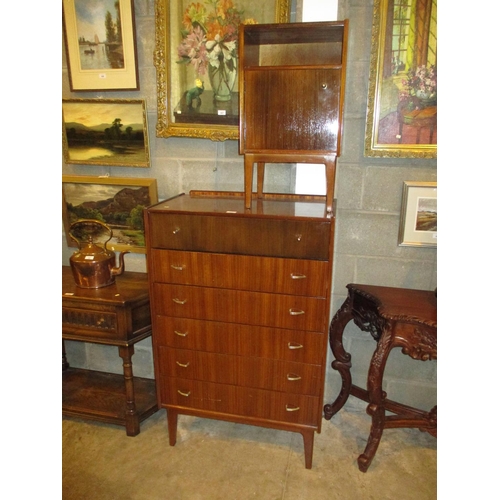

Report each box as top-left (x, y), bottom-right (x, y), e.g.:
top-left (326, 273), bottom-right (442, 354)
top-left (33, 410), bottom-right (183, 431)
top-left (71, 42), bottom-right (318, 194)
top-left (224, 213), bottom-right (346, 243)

top-left (145, 193), bottom-right (335, 468)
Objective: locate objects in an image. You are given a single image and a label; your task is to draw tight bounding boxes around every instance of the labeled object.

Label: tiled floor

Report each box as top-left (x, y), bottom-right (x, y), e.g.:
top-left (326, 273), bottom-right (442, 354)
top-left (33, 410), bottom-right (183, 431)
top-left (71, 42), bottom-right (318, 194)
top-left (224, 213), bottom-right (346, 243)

top-left (62, 402), bottom-right (437, 499)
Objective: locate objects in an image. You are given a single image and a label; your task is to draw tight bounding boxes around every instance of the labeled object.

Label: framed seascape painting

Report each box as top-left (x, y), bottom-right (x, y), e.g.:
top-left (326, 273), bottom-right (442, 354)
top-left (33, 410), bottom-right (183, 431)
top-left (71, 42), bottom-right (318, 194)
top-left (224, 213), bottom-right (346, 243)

top-left (365, 0), bottom-right (437, 158)
top-left (62, 99), bottom-right (150, 167)
top-left (398, 181), bottom-right (437, 247)
top-left (62, 176), bottom-right (158, 254)
top-left (63, 0), bottom-right (139, 91)
top-left (154, 0), bottom-right (291, 141)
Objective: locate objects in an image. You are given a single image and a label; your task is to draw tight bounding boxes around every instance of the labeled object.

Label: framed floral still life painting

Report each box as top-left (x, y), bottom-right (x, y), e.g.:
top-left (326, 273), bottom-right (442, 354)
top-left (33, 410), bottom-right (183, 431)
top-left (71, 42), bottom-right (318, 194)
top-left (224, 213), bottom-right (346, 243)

top-left (365, 0), bottom-right (437, 158)
top-left (62, 99), bottom-right (150, 167)
top-left (63, 0), bottom-right (139, 91)
top-left (154, 0), bottom-right (291, 141)
top-left (62, 175), bottom-right (158, 254)
top-left (398, 181), bottom-right (437, 247)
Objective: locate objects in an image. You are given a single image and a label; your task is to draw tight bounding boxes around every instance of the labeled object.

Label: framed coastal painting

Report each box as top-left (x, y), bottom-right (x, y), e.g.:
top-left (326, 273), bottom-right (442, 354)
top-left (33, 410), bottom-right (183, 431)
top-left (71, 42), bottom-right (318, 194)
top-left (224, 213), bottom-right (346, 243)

top-left (62, 175), bottom-right (158, 254)
top-left (365, 0), bottom-right (437, 158)
top-left (398, 181), bottom-right (437, 247)
top-left (154, 0), bottom-right (291, 141)
top-left (63, 0), bottom-right (139, 91)
top-left (62, 99), bottom-right (150, 167)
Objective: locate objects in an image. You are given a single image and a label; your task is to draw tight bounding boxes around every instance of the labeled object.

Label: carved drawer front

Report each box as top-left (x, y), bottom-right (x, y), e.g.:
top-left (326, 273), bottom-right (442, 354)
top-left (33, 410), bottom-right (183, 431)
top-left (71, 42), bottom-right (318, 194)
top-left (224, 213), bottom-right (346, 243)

top-left (155, 316), bottom-right (325, 364)
top-left (158, 347), bottom-right (322, 396)
top-left (62, 307), bottom-right (117, 336)
top-left (148, 212), bottom-right (330, 260)
top-left (153, 284), bottom-right (326, 331)
top-left (161, 378), bottom-right (320, 426)
top-left (150, 249), bottom-right (329, 296)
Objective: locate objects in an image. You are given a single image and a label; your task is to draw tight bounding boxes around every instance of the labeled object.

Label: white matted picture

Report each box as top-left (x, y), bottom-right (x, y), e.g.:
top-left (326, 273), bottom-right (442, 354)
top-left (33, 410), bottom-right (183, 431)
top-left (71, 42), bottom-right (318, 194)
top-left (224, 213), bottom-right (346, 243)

top-left (398, 181), bottom-right (437, 247)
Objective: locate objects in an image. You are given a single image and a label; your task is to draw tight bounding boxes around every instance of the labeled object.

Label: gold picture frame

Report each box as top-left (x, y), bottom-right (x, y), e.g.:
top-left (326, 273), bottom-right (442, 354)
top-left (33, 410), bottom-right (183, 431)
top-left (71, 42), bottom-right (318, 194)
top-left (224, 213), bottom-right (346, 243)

top-left (62, 98), bottom-right (150, 167)
top-left (398, 181), bottom-right (437, 247)
top-left (154, 0), bottom-right (291, 141)
top-left (365, 0), bottom-right (437, 158)
top-left (62, 175), bottom-right (158, 254)
top-left (63, 0), bottom-right (139, 91)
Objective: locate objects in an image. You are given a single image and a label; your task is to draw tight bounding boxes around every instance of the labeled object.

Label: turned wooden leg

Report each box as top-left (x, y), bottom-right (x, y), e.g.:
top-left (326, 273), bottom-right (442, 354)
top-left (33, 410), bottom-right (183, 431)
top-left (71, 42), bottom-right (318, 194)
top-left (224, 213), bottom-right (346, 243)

top-left (301, 430), bottom-right (315, 469)
top-left (118, 345), bottom-right (140, 437)
top-left (167, 409), bottom-right (178, 446)
top-left (357, 325), bottom-right (393, 472)
top-left (324, 297), bottom-right (354, 420)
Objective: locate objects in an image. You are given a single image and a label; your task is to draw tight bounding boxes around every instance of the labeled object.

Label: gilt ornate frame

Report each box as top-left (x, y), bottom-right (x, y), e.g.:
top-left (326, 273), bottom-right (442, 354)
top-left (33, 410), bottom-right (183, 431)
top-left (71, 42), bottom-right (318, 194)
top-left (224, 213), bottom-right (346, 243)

top-left (154, 0), bottom-right (291, 141)
top-left (365, 0), bottom-right (437, 158)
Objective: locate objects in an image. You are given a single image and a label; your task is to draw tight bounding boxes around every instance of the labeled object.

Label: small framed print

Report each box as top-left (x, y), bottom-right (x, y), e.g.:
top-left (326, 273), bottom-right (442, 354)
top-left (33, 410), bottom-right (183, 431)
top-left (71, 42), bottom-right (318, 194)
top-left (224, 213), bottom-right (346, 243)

top-left (398, 181), bottom-right (437, 247)
top-left (63, 0), bottom-right (139, 91)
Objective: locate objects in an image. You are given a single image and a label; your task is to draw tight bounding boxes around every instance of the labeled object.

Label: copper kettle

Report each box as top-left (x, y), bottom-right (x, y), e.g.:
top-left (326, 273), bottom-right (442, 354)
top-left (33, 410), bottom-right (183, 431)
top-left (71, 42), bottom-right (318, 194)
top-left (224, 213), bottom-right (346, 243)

top-left (69, 219), bottom-right (129, 289)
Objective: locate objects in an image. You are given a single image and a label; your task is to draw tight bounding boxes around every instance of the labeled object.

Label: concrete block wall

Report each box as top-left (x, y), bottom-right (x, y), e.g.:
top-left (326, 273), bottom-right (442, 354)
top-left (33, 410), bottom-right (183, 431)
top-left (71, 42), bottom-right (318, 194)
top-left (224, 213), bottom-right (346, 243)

top-left (62, 0), bottom-right (437, 411)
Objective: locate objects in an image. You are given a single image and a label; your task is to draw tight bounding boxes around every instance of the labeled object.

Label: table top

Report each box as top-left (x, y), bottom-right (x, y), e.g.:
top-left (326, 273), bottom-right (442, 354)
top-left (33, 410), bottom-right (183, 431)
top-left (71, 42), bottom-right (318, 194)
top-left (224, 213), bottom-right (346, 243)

top-left (62, 266), bottom-right (149, 306)
top-left (348, 283), bottom-right (437, 328)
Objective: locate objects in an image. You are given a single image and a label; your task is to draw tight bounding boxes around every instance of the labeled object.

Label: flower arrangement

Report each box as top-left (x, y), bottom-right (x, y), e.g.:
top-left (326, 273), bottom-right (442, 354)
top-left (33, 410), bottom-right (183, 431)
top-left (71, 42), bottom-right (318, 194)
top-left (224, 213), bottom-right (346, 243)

top-left (400, 64), bottom-right (437, 101)
top-left (177, 0), bottom-right (256, 78)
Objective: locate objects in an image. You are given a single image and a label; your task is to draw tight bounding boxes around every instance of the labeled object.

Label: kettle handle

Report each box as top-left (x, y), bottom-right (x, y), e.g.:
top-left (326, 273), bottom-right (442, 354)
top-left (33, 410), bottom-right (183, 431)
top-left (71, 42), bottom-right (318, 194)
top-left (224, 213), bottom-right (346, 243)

top-left (68, 219), bottom-right (113, 249)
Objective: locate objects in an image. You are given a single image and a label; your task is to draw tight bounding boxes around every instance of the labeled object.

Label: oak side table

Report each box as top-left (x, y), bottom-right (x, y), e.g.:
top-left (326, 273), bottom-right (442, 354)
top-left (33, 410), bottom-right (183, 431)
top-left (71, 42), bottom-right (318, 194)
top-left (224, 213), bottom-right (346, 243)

top-left (323, 283), bottom-right (437, 472)
top-left (62, 266), bottom-right (158, 436)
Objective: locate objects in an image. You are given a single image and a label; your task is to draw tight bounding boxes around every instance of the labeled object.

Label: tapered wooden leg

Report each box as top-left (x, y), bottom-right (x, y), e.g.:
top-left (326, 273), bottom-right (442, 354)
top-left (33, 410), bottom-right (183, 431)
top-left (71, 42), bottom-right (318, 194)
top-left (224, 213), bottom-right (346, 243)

top-left (257, 162), bottom-right (265, 199)
top-left (324, 156), bottom-right (336, 214)
top-left (167, 409), bottom-right (178, 446)
top-left (301, 430), bottom-right (315, 469)
top-left (118, 345), bottom-right (140, 437)
top-left (62, 340), bottom-right (69, 371)
top-left (244, 155), bottom-right (254, 209)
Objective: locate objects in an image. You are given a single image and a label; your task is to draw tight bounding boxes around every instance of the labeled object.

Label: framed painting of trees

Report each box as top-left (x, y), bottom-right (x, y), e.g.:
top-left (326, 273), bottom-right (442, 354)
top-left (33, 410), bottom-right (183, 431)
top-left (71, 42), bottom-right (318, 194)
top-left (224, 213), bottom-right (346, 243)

top-left (63, 0), bottom-right (139, 91)
top-left (62, 99), bottom-right (150, 167)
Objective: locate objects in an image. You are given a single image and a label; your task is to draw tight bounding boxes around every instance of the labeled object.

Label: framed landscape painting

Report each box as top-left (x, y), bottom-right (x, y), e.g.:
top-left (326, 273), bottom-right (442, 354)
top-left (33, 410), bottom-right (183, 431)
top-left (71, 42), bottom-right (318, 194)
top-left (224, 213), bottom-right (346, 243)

top-left (63, 0), bottom-right (139, 91)
top-left (62, 99), bottom-right (150, 167)
top-left (398, 181), bottom-right (437, 247)
top-left (365, 0), bottom-right (437, 158)
top-left (62, 175), bottom-right (158, 254)
top-left (154, 0), bottom-right (291, 141)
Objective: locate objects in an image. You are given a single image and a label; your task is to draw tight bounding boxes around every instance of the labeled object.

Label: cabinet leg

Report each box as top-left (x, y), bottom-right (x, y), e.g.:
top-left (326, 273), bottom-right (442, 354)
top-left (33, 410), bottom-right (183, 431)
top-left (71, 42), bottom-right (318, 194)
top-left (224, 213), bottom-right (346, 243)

top-left (62, 340), bottom-right (69, 371)
top-left (118, 345), bottom-right (140, 437)
top-left (167, 409), bottom-right (178, 446)
top-left (301, 430), bottom-right (315, 469)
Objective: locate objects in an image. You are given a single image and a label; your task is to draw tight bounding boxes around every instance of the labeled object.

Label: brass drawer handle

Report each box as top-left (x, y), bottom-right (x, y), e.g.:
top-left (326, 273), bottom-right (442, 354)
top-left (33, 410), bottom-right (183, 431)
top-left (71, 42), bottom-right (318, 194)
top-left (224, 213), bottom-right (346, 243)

top-left (290, 273), bottom-right (306, 280)
top-left (288, 342), bottom-right (303, 350)
top-left (170, 264), bottom-right (185, 271)
top-left (173, 298), bottom-right (187, 305)
top-left (174, 330), bottom-right (188, 337)
top-left (176, 361), bottom-right (190, 368)
top-left (287, 373), bottom-right (302, 381)
top-left (172, 227), bottom-right (181, 234)
top-left (286, 405), bottom-right (300, 412)
top-left (289, 309), bottom-right (305, 316)
top-left (177, 390), bottom-right (191, 397)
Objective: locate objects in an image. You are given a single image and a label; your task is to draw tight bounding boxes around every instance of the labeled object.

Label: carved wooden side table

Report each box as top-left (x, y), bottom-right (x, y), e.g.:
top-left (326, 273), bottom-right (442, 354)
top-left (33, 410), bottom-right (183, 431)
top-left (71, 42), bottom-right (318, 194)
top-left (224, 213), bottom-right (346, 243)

top-left (62, 266), bottom-right (158, 436)
top-left (323, 283), bottom-right (437, 472)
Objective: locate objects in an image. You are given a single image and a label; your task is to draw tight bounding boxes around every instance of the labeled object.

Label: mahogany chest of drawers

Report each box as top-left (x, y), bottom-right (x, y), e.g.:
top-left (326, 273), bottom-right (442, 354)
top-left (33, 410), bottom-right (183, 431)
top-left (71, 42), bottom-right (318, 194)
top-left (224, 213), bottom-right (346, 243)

top-left (145, 193), bottom-right (335, 468)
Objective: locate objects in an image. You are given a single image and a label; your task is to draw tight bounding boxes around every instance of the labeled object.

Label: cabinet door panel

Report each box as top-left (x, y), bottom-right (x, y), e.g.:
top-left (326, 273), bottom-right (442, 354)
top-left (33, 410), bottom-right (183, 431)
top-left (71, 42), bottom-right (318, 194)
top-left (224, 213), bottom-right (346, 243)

top-left (154, 284), bottom-right (327, 331)
top-left (155, 316), bottom-right (325, 364)
top-left (243, 68), bottom-right (341, 152)
top-left (150, 249), bottom-right (329, 296)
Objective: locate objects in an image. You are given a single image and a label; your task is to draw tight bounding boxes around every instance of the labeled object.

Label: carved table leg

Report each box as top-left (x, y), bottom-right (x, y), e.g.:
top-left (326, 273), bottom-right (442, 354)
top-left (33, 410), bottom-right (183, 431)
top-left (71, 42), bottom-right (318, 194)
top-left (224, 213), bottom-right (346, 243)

top-left (118, 345), bottom-right (140, 437)
top-left (357, 324), bottom-right (393, 472)
top-left (324, 296), bottom-right (354, 420)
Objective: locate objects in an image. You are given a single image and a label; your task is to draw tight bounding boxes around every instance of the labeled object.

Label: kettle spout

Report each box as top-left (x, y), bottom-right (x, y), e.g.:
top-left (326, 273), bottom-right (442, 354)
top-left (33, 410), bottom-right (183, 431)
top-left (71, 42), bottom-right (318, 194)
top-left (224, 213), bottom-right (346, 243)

top-left (111, 251), bottom-right (130, 277)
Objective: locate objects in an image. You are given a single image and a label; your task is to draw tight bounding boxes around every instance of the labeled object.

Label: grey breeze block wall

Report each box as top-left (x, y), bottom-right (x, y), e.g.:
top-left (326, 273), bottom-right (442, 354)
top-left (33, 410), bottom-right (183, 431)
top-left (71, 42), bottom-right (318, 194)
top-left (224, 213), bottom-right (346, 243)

top-left (62, 0), bottom-right (437, 413)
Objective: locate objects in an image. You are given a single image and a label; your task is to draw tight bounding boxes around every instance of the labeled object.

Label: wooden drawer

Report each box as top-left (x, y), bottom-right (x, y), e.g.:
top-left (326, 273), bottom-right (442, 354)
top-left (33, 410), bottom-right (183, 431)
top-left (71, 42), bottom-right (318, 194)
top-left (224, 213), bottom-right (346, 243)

top-left (150, 249), bottom-right (329, 296)
top-left (153, 283), bottom-right (327, 332)
top-left (158, 347), bottom-right (322, 396)
top-left (154, 316), bottom-right (325, 364)
top-left (161, 378), bottom-right (320, 426)
top-left (147, 212), bottom-right (330, 260)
